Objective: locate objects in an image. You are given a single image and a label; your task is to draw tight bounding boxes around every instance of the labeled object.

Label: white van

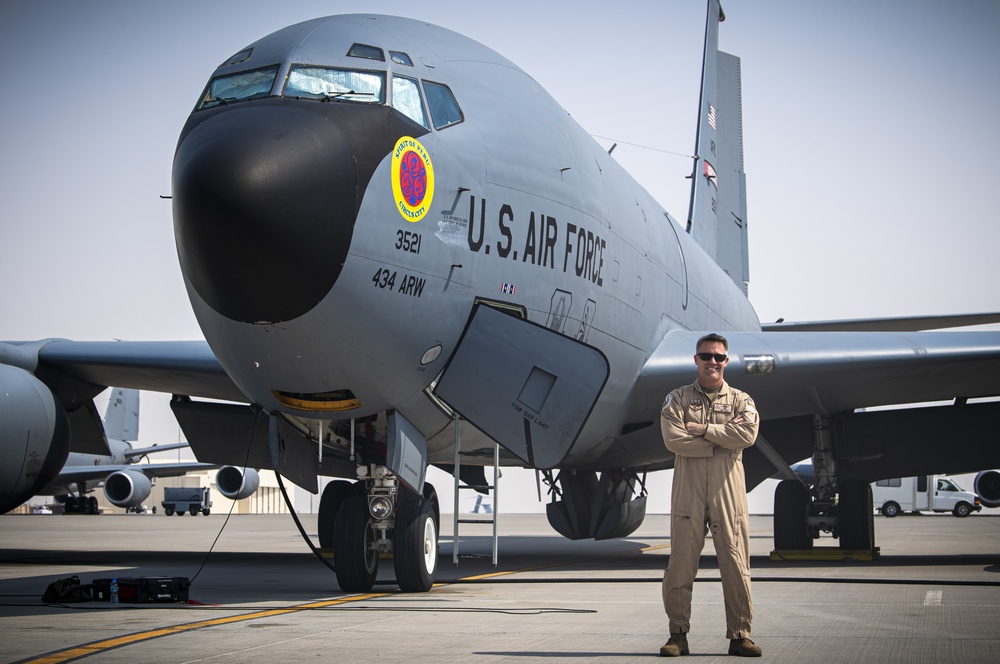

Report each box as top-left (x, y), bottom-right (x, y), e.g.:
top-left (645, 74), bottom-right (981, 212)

top-left (872, 476), bottom-right (982, 517)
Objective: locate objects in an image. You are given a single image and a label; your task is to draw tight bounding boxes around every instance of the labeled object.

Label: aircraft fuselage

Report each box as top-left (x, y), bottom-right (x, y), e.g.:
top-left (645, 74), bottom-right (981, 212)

top-left (172, 15), bottom-right (760, 468)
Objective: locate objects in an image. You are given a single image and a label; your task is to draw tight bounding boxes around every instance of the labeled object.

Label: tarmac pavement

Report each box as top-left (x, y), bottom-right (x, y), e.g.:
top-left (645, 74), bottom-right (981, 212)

top-left (1, 510), bottom-right (998, 663)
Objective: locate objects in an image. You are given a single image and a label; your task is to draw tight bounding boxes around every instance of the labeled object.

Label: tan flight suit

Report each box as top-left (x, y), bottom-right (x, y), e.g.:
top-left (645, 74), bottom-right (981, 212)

top-left (660, 379), bottom-right (759, 639)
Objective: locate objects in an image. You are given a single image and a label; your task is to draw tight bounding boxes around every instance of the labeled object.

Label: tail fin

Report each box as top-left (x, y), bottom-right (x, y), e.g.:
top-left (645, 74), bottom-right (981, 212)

top-left (103, 387), bottom-right (140, 442)
top-left (686, 0), bottom-right (750, 295)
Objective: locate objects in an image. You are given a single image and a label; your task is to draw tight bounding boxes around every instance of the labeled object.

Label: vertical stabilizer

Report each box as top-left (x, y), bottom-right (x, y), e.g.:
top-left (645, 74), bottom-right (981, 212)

top-left (686, 0), bottom-right (750, 295)
top-left (103, 387), bottom-right (140, 441)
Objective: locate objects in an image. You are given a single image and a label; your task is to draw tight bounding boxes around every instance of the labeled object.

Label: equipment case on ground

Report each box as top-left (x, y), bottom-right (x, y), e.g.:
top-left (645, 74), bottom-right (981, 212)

top-left (92, 576), bottom-right (190, 603)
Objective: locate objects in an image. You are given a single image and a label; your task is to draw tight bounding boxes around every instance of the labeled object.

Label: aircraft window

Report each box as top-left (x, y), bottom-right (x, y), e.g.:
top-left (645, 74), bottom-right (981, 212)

top-left (390, 51), bottom-right (413, 66)
top-left (348, 43), bottom-right (385, 62)
top-left (392, 75), bottom-right (428, 128)
top-left (200, 65), bottom-right (279, 109)
top-left (423, 81), bottom-right (463, 130)
top-left (285, 67), bottom-right (385, 103)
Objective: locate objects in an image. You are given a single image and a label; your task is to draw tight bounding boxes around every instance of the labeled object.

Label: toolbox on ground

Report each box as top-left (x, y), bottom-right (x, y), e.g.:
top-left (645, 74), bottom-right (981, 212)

top-left (92, 577), bottom-right (190, 603)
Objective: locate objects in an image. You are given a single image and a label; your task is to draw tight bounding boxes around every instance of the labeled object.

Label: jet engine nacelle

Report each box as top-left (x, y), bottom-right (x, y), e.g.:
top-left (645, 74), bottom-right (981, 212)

top-left (0, 363), bottom-right (71, 513)
top-left (974, 470), bottom-right (1000, 508)
top-left (104, 469), bottom-right (152, 508)
top-left (216, 466), bottom-right (260, 500)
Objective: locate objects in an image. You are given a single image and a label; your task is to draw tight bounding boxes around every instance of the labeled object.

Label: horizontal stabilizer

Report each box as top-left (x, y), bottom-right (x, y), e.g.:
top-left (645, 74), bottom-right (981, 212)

top-left (124, 441), bottom-right (190, 461)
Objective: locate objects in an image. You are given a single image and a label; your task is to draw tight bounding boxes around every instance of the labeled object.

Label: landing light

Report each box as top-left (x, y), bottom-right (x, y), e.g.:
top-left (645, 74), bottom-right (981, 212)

top-left (369, 495), bottom-right (394, 520)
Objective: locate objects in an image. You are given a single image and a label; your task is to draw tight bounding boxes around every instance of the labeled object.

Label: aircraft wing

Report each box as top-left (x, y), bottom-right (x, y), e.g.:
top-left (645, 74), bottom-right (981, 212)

top-left (618, 328), bottom-right (1000, 486)
top-left (27, 339), bottom-right (247, 403)
top-left (761, 312), bottom-right (1000, 332)
top-left (636, 329), bottom-right (1000, 420)
top-left (52, 461), bottom-right (219, 486)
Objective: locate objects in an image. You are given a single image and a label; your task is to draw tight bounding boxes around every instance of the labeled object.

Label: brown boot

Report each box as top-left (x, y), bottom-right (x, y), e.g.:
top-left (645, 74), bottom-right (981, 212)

top-left (659, 633), bottom-right (689, 657)
top-left (728, 637), bottom-right (762, 657)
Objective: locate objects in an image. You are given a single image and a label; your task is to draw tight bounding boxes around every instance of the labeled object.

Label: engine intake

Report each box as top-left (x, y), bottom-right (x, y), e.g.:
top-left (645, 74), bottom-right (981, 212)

top-left (104, 469), bottom-right (152, 507)
top-left (216, 466), bottom-right (260, 500)
top-left (974, 470), bottom-right (1000, 508)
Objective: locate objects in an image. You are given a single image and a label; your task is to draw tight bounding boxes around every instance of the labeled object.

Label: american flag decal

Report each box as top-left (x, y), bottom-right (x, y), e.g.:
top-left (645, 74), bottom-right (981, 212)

top-left (501, 282), bottom-right (517, 295)
top-left (708, 104), bottom-right (717, 130)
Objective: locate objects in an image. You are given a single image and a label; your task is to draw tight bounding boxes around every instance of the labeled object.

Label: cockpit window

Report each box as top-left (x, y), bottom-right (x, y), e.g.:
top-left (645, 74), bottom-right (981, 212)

top-left (392, 75), bottom-right (428, 128)
top-left (390, 51), bottom-right (413, 66)
top-left (348, 43), bottom-right (385, 62)
top-left (221, 48), bottom-right (253, 67)
top-left (424, 81), bottom-right (464, 130)
top-left (285, 67), bottom-right (385, 103)
top-left (199, 65), bottom-right (279, 109)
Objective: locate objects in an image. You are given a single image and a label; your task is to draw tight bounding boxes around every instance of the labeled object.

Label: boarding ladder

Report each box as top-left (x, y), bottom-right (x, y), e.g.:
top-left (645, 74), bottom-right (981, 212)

top-left (451, 414), bottom-right (500, 566)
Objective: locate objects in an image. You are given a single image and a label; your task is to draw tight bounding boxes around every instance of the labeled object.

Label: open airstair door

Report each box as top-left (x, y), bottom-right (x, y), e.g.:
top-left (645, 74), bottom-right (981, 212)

top-left (434, 303), bottom-right (609, 469)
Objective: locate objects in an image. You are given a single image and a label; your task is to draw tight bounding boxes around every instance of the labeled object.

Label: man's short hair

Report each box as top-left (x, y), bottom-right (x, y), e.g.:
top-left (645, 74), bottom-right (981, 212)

top-left (696, 333), bottom-right (729, 352)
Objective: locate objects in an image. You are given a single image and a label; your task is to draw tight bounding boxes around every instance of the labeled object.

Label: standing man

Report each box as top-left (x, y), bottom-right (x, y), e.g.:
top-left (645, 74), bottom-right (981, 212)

top-left (659, 333), bottom-right (761, 657)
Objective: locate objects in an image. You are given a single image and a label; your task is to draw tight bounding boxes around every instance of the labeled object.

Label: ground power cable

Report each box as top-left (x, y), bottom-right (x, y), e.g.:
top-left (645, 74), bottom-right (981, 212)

top-left (188, 408), bottom-right (260, 585)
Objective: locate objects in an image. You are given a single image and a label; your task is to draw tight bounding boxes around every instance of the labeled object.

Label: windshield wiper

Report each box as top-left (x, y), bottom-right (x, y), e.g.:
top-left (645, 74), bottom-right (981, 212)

top-left (321, 90), bottom-right (375, 102)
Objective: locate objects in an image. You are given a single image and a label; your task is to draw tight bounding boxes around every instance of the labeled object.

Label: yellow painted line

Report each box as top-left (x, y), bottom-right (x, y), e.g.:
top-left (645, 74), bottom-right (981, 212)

top-left (24, 540), bottom-right (669, 663)
top-left (23, 593), bottom-right (386, 664)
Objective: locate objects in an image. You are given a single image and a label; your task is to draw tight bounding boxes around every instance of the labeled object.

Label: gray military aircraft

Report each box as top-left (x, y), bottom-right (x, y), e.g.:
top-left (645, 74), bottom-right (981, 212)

top-left (12, 387), bottom-right (259, 514)
top-left (2, 2), bottom-right (999, 592)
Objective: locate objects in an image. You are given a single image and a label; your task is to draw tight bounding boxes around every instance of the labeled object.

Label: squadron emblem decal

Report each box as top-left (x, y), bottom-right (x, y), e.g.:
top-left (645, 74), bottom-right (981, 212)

top-left (391, 136), bottom-right (435, 222)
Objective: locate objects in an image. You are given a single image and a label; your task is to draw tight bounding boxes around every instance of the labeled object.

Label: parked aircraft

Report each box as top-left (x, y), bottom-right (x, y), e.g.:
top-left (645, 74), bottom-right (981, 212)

top-left (16, 388), bottom-right (260, 514)
top-left (2, 3), bottom-right (999, 592)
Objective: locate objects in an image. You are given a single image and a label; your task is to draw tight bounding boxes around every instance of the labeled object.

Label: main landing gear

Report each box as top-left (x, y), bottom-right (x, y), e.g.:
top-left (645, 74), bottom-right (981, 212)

top-left (773, 416), bottom-right (875, 553)
top-left (318, 465), bottom-right (439, 593)
top-left (774, 477), bottom-right (874, 551)
top-left (61, 494), bottom-right (100, 515)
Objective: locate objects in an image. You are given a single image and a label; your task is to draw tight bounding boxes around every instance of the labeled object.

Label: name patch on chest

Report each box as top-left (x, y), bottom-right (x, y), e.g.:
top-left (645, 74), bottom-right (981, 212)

top-left (712, 403), bottom-right (733, 414)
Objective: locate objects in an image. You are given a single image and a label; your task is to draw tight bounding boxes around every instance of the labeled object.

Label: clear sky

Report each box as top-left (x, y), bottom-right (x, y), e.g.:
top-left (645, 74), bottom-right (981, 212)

top-left (2, 1), bottom-right (998, 514)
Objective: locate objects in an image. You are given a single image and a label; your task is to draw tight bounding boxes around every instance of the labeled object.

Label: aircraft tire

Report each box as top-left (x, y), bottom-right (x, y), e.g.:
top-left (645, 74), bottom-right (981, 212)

top-left (393, 496), bottom-right (437, 593)
top-left (177, 511), bottom-right (185, 516)
top-left (774, 480), bottom-right (812, 550)
top-left (164, 508), bottom-right (174, 516)
top-left (318, 480), bottom-right (359, 549)
top-left (881, 501), bottom-right (901, 518)
top-left (422, 482), bottom-right (440, 534)
top-left (333, 496), bottom-right (378, 593)
top-left (87, 496), bottom-right (99, 514)
top-left (838, 478), bottom-right (874, 551)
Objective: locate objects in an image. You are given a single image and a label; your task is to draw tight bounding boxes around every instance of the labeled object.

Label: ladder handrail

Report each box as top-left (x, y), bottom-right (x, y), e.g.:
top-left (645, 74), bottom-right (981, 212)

top-left (451, 413), bottom-right (500, 566)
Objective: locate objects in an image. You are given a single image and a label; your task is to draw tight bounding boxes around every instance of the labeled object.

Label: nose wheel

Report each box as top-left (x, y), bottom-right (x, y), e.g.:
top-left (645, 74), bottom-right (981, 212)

top-left (333, 496), bottom-right (380, 592)
top-left (329, 480), bottom-right (439, 593)
top-left (394, 496), bottom-right (438, 592)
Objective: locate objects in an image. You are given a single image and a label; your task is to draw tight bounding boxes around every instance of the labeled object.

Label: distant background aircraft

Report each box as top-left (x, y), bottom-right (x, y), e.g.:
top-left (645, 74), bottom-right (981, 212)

top-left (30, 388), bottom-right (216, 514)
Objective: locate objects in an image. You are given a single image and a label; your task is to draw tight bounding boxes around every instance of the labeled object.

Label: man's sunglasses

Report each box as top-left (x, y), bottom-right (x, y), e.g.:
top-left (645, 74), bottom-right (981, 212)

top-left (697, 352), bottom-right (728, 362)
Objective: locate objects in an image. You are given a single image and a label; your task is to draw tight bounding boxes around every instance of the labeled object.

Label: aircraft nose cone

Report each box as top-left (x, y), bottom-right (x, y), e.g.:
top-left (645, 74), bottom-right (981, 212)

top-left (172, 101), bottom-right (358, 324)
